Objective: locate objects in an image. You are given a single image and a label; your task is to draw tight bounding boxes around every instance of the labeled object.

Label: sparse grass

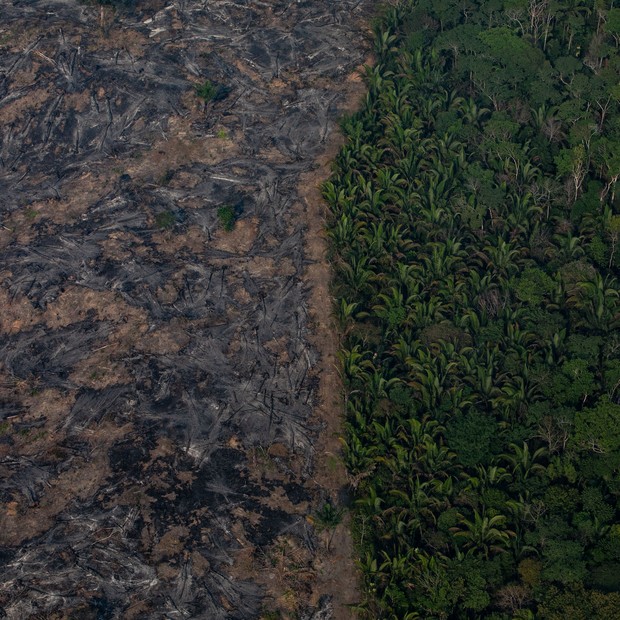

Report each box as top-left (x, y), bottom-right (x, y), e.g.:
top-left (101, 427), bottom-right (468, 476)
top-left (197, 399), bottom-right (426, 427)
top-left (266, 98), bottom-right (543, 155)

top-left (259, 536), bottom-right (314, 615)
top-left (217, 205), bottom-right (236, 231)
top-left (250, 445), bottom-right (277, 473)
top-left (216, 128), bottom-right (228, 140)
top-left (24, 207), bottom-right (38, 220)
top-left (15, 427), bottom-right (47, 444)
top-left (326, 454), bottom-right (341, 472)
top-left (0, 422), bottom-right (10, 436)
top-left (155, 211), bottom-right (175, 230)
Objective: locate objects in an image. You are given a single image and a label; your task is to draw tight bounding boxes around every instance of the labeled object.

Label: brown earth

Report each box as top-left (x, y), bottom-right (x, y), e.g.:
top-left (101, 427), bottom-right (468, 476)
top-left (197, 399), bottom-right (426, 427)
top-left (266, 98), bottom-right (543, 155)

top-left (295, 60), bottom-right (372, 618)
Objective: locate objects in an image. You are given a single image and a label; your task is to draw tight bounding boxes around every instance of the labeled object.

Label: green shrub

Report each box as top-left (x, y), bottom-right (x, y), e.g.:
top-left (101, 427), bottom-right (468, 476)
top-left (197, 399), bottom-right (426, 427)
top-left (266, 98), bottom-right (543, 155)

top-left (155, 211), bottom-right (175, 230)
top-left (312, 501), bottom-right (344, 531)
top-left (195, 80), bottom-right (217, 102)
top-left (217, 205), bottom-right (236, 231)
top-left (445, 410), bottom-right (499, 467)
top-left (514, 267), bottom-right (555, 305)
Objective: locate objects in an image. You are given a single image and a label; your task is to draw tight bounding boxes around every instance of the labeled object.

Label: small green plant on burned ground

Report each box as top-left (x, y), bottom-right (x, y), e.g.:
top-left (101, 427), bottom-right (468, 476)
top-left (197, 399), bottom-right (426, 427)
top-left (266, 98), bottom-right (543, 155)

top-left (23, 207), bottom-right (38, 220)
top-left (155, 210), bottom-right (175, 230)
top-left (0, 32), bottom-right (12, 48)
top-left (310, 500), bottom-right (344, 551)
top-left (195, 79), bottom-right (218, 102)
top-left (217, 205), bottom-right (236, 231)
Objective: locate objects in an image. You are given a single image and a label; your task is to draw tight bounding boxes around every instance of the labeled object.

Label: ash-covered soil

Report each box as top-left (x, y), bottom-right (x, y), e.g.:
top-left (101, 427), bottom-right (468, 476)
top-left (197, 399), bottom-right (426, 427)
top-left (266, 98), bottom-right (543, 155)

top-left (0, 1), bottom-right (369, 617)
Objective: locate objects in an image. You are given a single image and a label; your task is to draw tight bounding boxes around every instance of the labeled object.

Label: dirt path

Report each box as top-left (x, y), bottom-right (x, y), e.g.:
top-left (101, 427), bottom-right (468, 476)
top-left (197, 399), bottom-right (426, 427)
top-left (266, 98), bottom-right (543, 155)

top-left (296, 62), bottom-right (370, 618)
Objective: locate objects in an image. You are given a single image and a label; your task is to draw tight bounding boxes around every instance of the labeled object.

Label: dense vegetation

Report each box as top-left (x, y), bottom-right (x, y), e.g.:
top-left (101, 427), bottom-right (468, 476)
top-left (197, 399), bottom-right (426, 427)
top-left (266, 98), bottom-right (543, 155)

top-left (324, 1), bottom-right (620, 617)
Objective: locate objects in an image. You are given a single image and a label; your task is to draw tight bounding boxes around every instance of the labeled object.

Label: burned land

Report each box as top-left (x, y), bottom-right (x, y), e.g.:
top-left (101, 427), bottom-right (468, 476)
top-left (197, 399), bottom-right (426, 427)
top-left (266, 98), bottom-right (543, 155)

top-left (0, 1), bottom-right (369, 617)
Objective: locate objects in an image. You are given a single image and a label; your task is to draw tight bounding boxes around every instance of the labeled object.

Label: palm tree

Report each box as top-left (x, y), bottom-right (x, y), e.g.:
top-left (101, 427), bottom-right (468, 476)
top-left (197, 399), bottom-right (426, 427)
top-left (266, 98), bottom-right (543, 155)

top-left (492, 375), bottom-right (540, 421)
top-left (310, 501), bottom-right (344, 551)
top-left (500, 442), bottom-right (548, 482)
top-left (457, 307), bottom-right (485, 335)
top-left (373, 286), bottom-right (408, 334)
top-left (482, 237), bottom-right (524, 278)
top-left (367, 371), bottom-right (401, 403)
top-left (388, 263), bottom-right (422, 298)
top-left (397, 415), bottom-right (445, 450)
top-left (409, 296), bottom-right (448, 328)
top-left (506, 191), bottom-right (541, 234)
top-left (373, 27), bottom-right (399, 63)
top-left (541, 328), bottom-right (567, 365)
top-left (451, 511), bottom-right (515, 558)
top-left (380, 113), bottom-right (420, 160)
top-left (467, 464), bottom-right (512, 491)
top-left (553, 231), bottom-right (585, 261)
top-left (328, 214), bottom-right (367, 251)
top-left (339, 344), bottom-right (375, 386)
top-left (390, 332), bottom-right (422, 368)
top-left (370, 418), bottom-right (400, 455)
top-left (465, 362), bottom-right (501, 406)
top-left (343, 433), bottom-right (376, 476)
top-left (336, 298), bottom-right (363, 333)
top-left (338, 254), bottom-right (375, 296)
top-left (415, 440), bottom-right (458, 481)
top-left (382, 479), bottom-right (441, 542)
top-left (574, 273), bottom-right (620, 332)
top-left (459, 97), bottom-right (491, 127)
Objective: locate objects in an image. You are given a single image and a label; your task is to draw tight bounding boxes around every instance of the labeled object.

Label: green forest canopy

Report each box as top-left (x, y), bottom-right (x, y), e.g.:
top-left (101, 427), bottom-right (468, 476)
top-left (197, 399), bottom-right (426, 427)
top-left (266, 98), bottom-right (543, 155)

top-left (324, 0), bottom-right (620, 617)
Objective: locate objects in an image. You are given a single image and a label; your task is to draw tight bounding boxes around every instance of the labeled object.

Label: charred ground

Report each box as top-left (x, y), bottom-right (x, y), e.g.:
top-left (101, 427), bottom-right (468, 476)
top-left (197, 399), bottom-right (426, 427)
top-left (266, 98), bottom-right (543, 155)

top-left (0, 1), bottom-right (369, 617)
